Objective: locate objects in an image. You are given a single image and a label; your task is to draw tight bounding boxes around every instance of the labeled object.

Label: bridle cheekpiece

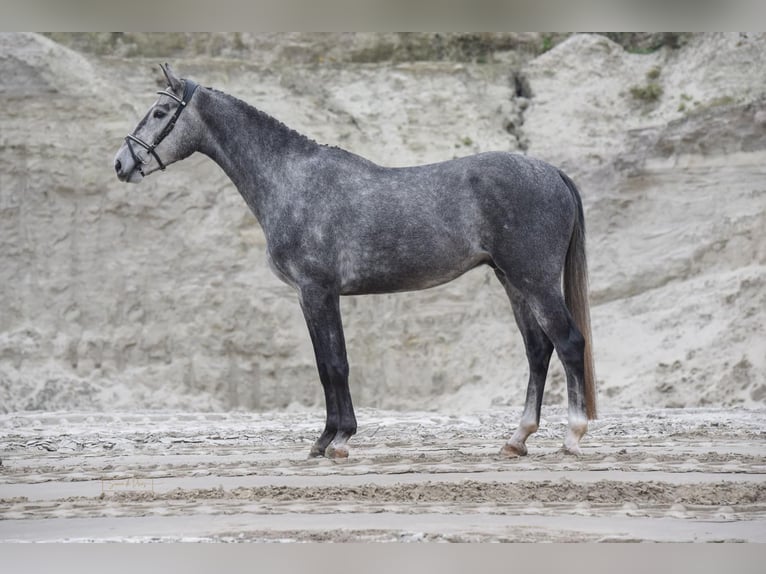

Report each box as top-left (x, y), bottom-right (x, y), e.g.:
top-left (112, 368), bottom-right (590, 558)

top-left (125, 78), bottom-right (199, 175)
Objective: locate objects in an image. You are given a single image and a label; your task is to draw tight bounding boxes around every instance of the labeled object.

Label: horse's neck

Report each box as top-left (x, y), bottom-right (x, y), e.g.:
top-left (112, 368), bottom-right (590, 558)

top-left (196, 88), bottom-right (318, 224)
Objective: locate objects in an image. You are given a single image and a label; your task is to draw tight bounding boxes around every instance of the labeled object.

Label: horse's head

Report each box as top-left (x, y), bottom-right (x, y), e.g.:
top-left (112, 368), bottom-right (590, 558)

top-left (114, 63), bottom-right (201, 183)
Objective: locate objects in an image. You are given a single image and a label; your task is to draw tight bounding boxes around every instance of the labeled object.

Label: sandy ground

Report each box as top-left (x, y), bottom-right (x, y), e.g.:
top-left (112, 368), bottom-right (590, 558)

top-left (0, 407), bottom-right (764, 542)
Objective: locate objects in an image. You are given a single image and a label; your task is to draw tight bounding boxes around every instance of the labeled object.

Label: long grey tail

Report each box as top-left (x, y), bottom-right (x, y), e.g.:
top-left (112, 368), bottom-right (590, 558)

top-left (559, 170), bottom-right (597, 419)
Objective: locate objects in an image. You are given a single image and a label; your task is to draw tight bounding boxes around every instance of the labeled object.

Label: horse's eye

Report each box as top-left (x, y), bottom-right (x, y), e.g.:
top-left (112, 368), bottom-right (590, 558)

top-left (153, 109), bottom-right (167, 119)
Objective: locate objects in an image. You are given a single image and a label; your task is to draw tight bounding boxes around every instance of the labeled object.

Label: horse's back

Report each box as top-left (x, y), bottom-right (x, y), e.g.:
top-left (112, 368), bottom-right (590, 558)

top-left (384, 151), bottom-right (577, 253)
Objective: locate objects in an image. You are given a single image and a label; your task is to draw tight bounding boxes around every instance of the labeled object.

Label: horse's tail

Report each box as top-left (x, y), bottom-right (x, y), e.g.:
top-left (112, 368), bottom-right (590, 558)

top-left (559, 170), bottom-right (597, 420)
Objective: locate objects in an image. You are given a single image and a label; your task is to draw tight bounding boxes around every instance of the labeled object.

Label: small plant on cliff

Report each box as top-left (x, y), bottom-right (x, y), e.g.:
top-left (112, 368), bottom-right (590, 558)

top-left (630, 83), bottom-right (663, 103)
top-left (628, 66), bottom-right (664, 105)
top-left (646, 66), bottom-right (661, 80)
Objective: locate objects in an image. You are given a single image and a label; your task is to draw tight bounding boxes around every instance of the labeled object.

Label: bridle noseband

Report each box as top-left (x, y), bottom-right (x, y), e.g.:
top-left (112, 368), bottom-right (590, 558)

top-left (125, 79), bottom-right (198, 175)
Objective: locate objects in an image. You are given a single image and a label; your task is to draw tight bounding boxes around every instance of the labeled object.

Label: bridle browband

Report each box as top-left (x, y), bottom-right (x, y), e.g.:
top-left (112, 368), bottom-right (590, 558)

top-left (125, 78), bottom-right (199, 175)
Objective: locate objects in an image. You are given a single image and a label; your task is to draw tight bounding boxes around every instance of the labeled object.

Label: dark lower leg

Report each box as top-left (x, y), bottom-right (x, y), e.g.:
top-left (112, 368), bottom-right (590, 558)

top-left (527, 292), bottom-right (589, 454)
top-left (309, 382), bottom-right (340, 457)
top-left (301, 286), bottom-right (357, 459)
top-left (502, 360), bottom-right (550, 456)
top-left (324, 376), bottom-right (357, 458)
top-left (500, 285), bottom-right (554, 457)
top-left (562, 332), bottom-right (588, 454)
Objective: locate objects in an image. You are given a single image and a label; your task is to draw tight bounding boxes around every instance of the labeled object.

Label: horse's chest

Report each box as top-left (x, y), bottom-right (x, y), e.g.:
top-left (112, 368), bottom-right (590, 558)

top-left (265, 228), bottom-right (332, 290)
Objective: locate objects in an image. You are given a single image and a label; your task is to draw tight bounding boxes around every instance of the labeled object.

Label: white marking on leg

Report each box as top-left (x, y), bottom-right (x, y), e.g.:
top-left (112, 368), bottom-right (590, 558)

top-left (513, 413), bottom-right (539, 443)
top-left (325, 433), bottom-right (350, 459)
top-left (563, 410), bottom-right (588, 455)
top-left (501, 412), bottom-right (538, 457)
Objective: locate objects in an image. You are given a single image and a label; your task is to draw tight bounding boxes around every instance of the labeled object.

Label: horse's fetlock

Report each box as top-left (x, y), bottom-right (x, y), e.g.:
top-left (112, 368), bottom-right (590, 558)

top-left (522, 420), bottom-right (539, 435)
top-left (338, 421), bottom-right (357, 437)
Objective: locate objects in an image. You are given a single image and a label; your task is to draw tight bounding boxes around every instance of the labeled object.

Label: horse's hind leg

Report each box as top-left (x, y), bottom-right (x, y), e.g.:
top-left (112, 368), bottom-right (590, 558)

top-left (299, 285), bottom-right (357, 459)
top-left (497, 274), bottom-right (554, 457)
top-left (523, 287), bottom-right (589, 455)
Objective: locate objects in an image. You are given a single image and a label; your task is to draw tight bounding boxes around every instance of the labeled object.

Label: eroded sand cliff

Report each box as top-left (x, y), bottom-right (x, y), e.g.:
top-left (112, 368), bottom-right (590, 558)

top-left (1, 33), bottom-right (764, 413)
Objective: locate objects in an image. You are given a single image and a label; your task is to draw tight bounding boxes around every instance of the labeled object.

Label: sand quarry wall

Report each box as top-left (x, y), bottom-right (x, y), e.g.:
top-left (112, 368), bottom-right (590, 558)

top-left (0, 32), bottom-right (764, 414)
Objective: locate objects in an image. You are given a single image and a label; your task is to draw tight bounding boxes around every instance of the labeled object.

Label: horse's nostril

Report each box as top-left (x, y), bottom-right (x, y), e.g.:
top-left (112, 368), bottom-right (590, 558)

top-left (115, 159), bottom-right (122, 173)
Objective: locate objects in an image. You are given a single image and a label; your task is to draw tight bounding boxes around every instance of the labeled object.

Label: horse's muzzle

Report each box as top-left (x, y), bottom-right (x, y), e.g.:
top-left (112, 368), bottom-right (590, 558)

top-left (114, 148), bottom-right (143, 183)
top-left (114, 158), bottom-right (133, 182)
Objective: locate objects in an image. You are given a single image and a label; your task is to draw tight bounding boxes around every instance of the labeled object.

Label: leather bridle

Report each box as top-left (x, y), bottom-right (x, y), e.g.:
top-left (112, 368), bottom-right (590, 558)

top-left (125, 78), bottom-right (199, 175)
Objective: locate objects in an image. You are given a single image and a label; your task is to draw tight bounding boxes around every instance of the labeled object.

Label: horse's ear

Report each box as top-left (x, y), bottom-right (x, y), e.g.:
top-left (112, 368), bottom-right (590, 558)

top-left (160, 62), bottom-right (182, 94)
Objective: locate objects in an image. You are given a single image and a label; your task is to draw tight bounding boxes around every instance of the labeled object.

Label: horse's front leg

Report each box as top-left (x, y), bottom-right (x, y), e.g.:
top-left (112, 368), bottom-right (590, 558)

top-left (299, 285), bottom-right (357, 459)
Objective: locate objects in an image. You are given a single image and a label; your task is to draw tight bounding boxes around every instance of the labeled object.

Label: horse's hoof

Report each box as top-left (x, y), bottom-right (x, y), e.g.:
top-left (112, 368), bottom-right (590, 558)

top-left (308, 444), bottom-right (326, 458)
top-left (499, 442), bottom-right (527, 457)
top-left (324, 442), bottom-right (349, 459)
top-left (561, 445), bottom-right (582, 456)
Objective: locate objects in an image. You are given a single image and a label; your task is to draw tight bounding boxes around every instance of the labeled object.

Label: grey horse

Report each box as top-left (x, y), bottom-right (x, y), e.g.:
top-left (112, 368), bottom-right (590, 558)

top-left (114, 64), bottom-right (597, 459)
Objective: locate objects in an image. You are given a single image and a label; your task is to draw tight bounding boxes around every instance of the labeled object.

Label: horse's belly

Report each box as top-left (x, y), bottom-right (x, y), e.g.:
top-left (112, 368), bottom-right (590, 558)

top-left (338, 249), bottom-right (489, 296)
